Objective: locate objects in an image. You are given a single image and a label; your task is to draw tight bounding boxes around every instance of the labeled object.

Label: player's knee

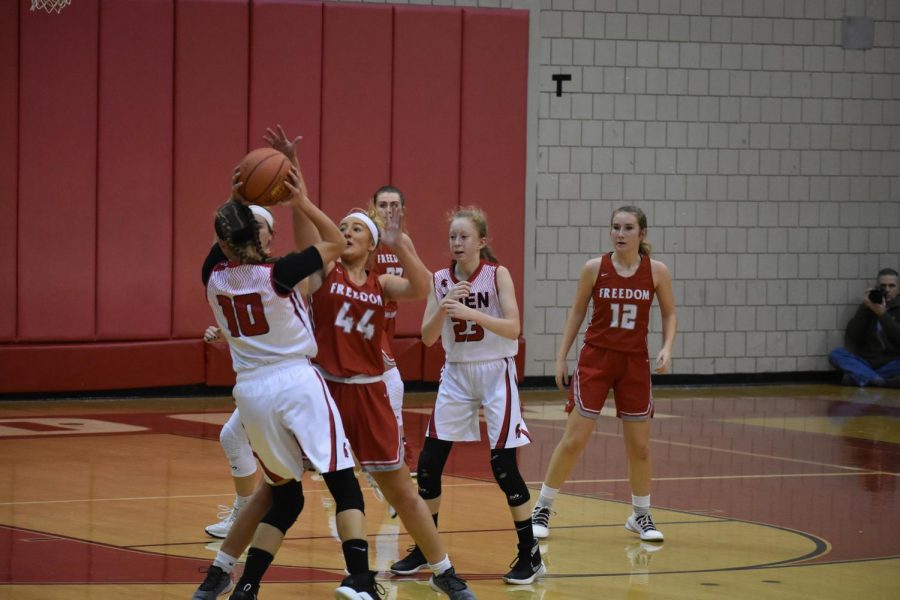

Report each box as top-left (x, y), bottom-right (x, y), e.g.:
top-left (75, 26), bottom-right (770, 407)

top-left (416, 438), bottom-right (453, 500)
top-left (220, 420), bottom-right (256, 477)
top-left (490, 449), bottom-right (530, 507)
top-left (260, 479), bottom-right (304, 534)
top-left (322, 467), bottom-right (365, 514)
top-left (628, 440), bottom-right (651, 462)
top-left (561, 426), bottom-right (592, 454)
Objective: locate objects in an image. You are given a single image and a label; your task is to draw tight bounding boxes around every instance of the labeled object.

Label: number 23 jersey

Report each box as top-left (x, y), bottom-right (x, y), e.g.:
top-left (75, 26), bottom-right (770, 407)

top-left (584, 253), bottom-right (654, 355)
top-left (434, 261), bottom-right (518, 363)
top-left (311, 262), bottom-right (386, 377)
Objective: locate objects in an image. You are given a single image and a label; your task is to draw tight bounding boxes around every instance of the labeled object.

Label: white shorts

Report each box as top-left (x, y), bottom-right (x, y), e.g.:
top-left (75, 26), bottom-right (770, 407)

top-left (232, 358), bottom-right (355, 483)
top-left (427, 358), bottom-right (531, 450)
top-left (383, 366), bottom-right (405, 419)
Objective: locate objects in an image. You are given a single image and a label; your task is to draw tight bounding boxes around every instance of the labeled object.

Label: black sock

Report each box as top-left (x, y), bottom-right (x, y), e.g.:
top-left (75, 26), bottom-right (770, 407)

top-left (342, 539), bottom-right (370, 575)
top-left (514, 518), bottom-right (535, 550)
top-left (236, 547), bottom-right (274, 590)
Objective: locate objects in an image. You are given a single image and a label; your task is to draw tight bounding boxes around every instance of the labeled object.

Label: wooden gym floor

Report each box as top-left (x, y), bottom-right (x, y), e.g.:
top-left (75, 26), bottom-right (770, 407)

top-left (0, 383), bottom-right (898, 599)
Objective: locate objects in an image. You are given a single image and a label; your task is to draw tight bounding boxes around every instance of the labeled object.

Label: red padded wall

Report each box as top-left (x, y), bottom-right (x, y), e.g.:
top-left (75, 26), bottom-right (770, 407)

top-left (97, 0), bottom-right (174, 340)
top-left (249, 0), bottom-right (323, 258)
top-left (4, 2), bottom-right (529, 392)
top-left (459, 9), bottom-right (528, 316)
top-left (172, 0), bottom-right (250, 337)
top-left (18, 0), bottom-right (99, 341)
top-left (320, 3), bottom-right (392, 218)
top-left (0, 1), bottom-right (18, 341)
top-left (391, 6), bottom-right (462, 337)
top-left (0, 341), bottom-right (205, 393)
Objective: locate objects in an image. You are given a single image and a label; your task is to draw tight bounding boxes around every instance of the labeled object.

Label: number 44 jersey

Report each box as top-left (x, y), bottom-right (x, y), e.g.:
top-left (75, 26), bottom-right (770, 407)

top-left (434, 261), bottom-right (518, 363)
top-left (584, 253), bottom-right (655, 355)
top-left (311, 262), bottom-right (387, 378)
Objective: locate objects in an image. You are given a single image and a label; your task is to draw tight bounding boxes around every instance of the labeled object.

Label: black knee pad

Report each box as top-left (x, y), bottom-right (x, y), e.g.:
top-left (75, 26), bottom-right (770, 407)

top-left (490, 448), bottom-right (530, 507)
top-left (416, 438), bottom-right (453, 500)
top-left (322, 467), bottom-right (365, 513)
top-left (261, 479), bottom-right (304, 534)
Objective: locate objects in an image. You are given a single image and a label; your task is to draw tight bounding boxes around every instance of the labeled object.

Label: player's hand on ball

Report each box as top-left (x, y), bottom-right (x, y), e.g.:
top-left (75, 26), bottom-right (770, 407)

top-left (230, 167), bottom-right (247, 204)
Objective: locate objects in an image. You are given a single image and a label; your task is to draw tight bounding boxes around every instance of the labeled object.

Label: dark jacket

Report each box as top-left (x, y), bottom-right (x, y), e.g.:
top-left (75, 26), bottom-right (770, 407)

top-left (844, 296), bottom-right (900, 368)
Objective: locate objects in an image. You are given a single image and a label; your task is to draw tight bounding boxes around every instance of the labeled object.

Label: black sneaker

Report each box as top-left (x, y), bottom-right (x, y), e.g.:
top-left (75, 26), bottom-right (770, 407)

top-left (429, 567), bottom-right (477, 599)
top-left (227, 582), bottom-right (258, 600)
top-left (503, 540), bottom-right (546, 585)
top-left (390, 544), bottom-right (428, 575)
top-left (191, 565), bottom-right (234, 600)
top-left (335, 570), bottom-right (384, 599)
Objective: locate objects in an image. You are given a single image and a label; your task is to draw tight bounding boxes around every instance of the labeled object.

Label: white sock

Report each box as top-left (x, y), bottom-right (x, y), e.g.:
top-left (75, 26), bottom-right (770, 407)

top-left (429, 555), bottom-right (452, 576)
top-left (213, 550), bottom-right (238, 573)
top-left (235, 493), bottom-right (252, 507)
top-left (537, 484), bottom-right (559, 508)
top-left (632, 494), bottom-right (650, 516)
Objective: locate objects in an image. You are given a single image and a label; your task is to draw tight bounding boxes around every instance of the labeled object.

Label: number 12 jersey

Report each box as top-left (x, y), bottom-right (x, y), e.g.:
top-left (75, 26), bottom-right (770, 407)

top-left (583, 253), bottom-right (655, 355)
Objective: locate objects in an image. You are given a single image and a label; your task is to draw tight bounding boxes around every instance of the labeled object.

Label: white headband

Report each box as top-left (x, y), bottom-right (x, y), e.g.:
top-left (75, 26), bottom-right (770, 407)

top-left (249, 205), bottom-right (275, 231)
top-left (341, 212), bottom-right (379, 245)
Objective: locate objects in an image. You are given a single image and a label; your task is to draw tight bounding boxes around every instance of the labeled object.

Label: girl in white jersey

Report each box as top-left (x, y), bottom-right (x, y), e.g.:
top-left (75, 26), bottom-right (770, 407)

top-left (195, 168), bottom-right (379, 600)
top-left (391, 207), bottom-right (545, 586)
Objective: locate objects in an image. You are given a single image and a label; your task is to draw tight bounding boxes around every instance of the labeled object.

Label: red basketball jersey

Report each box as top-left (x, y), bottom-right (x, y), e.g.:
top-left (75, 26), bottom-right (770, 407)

top-left (583, 253), bottom-right (655, 355)
top-left (311, 262), bottom-right (386, 377)
top-left (372, 244), bottom-right (403, 360)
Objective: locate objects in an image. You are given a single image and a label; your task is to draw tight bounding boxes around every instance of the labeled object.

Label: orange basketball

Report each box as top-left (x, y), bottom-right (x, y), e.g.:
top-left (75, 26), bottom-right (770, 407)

top-left (237, 148), bottom-right (291, 206)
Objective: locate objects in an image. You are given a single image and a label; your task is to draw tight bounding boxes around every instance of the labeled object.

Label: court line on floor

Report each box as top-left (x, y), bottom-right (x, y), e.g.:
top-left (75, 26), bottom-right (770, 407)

top-left (525, 420), bottom-right (886, 473)
top-left (0, 471), bottom-right (893, 507)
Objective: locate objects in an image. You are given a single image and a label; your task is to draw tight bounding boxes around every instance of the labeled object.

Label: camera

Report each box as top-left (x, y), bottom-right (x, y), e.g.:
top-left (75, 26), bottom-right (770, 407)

top-left (868, 289), bottom-right (884, 304)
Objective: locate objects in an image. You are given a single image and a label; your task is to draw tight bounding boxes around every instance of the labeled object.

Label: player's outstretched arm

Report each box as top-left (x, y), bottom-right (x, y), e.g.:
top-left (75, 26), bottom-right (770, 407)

top-left (379, 206), bottom-right (431, 302)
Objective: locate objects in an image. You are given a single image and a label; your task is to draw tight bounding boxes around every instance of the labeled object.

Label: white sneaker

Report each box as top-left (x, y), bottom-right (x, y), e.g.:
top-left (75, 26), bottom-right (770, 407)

top-left (204, 497), bottom-right (245, 539)
top-left (625, 513), bottom-right (664, 542)
top-left (531, 505), bottom-right (553, 539)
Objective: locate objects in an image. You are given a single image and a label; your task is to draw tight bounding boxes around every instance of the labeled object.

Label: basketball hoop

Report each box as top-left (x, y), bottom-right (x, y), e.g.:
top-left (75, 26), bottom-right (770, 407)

top-left (31, 0), bottom-right (71, 13)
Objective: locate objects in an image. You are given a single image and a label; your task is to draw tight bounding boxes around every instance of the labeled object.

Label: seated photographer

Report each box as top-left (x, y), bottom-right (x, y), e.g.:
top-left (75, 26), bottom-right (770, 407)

top-left (829, 268), bottom-right (900, 387)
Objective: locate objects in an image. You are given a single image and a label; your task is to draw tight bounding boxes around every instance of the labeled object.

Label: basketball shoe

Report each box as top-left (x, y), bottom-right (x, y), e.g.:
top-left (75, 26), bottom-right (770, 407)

top-left (503, 540), bottom-right (546, 585)
top-left (226, 582), bottom-right (257, 599)
top-left (205, 496), bottom-right (248, 539)
top-left (390, 544), bottom-right (428, 575)
top-left (625, 513), bottom-right (664, 542)
top-left (530, 505), bottom-right (553, 539)
top-left (192, 565), bottom-right (233, 600)
top-left (335, 570), bottom-right (384, 599)
top-left (430, 567), bottom-right (478, 599)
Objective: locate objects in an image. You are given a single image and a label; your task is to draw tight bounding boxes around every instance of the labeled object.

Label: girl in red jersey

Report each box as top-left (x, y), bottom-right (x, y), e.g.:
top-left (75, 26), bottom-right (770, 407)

top-left (391, 207), bottom-right (544, 586)
top-left (530, 205), bottom-right (676, 543)
top-left (299, 204), bottom-right (476, 599)
top-left (369, 185), bottom-right (418, 475)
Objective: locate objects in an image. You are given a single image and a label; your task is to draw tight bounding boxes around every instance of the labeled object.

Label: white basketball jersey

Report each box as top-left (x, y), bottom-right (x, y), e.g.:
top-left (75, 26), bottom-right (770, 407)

top-left (207, 262), bottom-right (318, 373)
top-left (434, 261), bottom-right (518, 363)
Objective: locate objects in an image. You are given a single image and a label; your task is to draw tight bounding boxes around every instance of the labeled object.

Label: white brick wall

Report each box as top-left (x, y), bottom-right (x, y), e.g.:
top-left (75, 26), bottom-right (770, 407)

top-left (527, 0), bottom-right (900, 376)
top-left (339, 0), bottom-right (899, 378)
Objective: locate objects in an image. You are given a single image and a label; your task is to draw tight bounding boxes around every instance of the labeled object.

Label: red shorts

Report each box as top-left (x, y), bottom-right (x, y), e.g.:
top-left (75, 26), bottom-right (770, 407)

top-left (326, 379), bottom-right (402, 471)
top-left (566, 345), bottom-right (653, 421)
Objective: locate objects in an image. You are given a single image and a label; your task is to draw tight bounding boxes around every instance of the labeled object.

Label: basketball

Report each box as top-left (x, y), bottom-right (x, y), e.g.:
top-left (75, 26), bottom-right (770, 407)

top-left (237, 148), bottom-right (292, 206)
